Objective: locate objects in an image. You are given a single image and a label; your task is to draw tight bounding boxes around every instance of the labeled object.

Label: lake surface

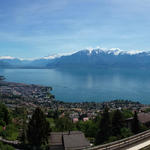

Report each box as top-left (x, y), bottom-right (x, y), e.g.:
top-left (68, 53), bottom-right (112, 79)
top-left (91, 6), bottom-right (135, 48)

top-left (0, 68), bottom-right (150, 104)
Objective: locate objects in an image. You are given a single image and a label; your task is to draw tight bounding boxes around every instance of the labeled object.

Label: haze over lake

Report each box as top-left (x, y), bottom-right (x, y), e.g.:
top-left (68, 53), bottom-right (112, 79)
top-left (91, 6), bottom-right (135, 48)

top-left (0, 68), bottom-right (150, 104)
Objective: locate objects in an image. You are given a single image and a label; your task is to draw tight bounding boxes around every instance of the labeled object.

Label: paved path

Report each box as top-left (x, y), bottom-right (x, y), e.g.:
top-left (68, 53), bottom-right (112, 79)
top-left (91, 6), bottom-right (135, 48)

top-left (0, 137), bottom-right (22, 150)
top-left (126, 139), bottom-right (150, 150)
top-left (0, 137), bottom-right (20, 145)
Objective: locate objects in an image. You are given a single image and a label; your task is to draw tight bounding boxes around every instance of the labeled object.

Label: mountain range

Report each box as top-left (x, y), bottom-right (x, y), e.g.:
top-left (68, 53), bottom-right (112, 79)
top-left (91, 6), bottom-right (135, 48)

top-left (1, 48), bottom-right (150, 68)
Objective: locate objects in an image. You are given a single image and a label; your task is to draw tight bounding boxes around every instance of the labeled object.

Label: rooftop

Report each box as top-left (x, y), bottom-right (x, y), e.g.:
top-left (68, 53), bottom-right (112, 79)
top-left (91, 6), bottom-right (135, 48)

top-left (49, 131), bottom-right (90, 150)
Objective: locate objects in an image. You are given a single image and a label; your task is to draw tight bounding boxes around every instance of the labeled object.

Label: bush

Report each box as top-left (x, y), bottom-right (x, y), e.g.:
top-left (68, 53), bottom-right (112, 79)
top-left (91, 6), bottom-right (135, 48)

top-left (0, 142), bottom-right (15, 150)
top-left (1, 124), bottom-right (19, 141)
top-left (46, 118), bottom-right (55, 130)
top-left (120, 127), bottom-right (133, 138)
top-left (107, 136), bottom-right (118, 143)
top-left (55, 117), bottom-right (75, 132)
top-left (76, 120), bottom-right (98, 138)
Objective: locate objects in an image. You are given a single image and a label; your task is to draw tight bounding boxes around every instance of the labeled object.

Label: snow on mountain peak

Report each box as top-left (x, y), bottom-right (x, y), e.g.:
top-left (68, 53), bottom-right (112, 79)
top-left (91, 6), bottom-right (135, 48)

top-left (86, 48), bottom-right (95, 54)
top-left (0, 56), bottom-right (16, 60)
top-left (84, 48), bottom-right (147, 56)
top-left (125, 50), bottom-right (144, 55)
top-left (0, 48), bottom-right (149, 62)
top-left (42, 51), bottom-right (77, 60)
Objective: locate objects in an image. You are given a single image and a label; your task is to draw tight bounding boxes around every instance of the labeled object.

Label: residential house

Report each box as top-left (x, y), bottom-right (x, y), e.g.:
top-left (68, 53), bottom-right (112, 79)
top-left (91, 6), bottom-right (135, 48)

top-left (49, 131), bottom-right (90, 150)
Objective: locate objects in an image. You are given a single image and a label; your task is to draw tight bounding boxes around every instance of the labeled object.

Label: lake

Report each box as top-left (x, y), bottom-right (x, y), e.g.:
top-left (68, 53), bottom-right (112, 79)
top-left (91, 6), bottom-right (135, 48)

top-left (0, 68), bottom-right (150, 104)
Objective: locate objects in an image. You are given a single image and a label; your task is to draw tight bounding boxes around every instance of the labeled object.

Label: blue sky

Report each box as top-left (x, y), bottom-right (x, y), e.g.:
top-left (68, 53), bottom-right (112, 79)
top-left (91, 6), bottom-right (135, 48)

top-left (0, 0), bottom-right (150, 58)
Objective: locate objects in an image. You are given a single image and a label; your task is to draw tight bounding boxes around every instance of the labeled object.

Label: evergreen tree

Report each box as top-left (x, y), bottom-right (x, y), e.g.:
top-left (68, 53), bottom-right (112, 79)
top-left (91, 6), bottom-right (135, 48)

top-left (0, 103), bottom-right (11, 125)
top-left (131, 111), bottom-right (140, 134)
top-left (21, 108), bottom-right (27, 146)
top-left (95, 107), bottom-right (111, 145)
top-left (112, 109), bottom-right (125, 136)
top-left (27, 108), bottom-right (50, 149)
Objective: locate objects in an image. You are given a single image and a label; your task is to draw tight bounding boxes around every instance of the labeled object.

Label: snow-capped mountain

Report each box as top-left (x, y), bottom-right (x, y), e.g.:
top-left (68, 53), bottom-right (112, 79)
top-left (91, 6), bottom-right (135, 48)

top-left (0, 56), bottom-right (32, 68)
top-left (1, 48), bottom-right (150, 68)
top-left (47, 48), bottom-right (150, 68)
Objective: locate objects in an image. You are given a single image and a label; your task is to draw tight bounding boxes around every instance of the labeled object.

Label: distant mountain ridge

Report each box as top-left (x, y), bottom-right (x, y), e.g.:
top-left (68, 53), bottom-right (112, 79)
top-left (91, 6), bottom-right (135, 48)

top-left (1, 48), bottom-right (150, 68)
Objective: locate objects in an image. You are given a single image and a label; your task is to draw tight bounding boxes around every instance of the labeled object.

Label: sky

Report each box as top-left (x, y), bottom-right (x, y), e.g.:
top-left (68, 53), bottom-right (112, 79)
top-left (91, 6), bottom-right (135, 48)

top-left (0, 0), bottom-right (150, 58)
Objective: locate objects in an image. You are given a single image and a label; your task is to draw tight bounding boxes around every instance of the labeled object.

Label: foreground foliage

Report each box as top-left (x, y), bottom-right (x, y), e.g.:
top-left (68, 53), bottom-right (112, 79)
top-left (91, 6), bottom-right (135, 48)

top-left (0, 103), bottom-right (19, 141)
top-left (0, 142), bottom-right (15, 150)
top-left (0, 101), bottom-right (147, 149)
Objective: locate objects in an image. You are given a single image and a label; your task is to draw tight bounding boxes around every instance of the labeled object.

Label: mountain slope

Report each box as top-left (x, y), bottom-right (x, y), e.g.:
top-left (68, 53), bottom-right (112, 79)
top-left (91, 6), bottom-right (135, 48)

top-left (1, 49), bottom-right (150, 68)
top-left (47, 49), bottom-right (150, 68)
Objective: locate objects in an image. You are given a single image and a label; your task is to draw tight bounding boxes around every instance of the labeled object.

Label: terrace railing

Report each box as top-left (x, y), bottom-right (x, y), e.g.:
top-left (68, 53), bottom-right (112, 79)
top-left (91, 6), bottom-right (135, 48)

top-left (85, 129), bottom-right (150, 150)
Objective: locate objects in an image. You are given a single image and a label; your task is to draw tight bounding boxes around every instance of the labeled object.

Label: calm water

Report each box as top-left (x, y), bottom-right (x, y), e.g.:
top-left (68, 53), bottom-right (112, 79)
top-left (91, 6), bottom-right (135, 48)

top-left (0, 68), bottom-right (150, 104)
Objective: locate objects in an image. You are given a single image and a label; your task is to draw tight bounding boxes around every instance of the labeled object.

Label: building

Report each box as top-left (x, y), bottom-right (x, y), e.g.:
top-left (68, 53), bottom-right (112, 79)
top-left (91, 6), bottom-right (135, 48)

top-left (83, 117), bottom-right (89, 122)
top-left (72, 118), bottom-right (79, 123)
top-left (138, 112), bottom-right (150, 127)
top-left (125, 112), bottom-right (150, 129)
top-left (49, 131), bottom-right (90, 150)
top-left (125, 117), bottom-right (133, 129)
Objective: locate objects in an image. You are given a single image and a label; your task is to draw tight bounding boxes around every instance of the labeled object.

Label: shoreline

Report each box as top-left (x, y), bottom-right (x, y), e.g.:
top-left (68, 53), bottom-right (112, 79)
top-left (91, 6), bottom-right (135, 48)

top-left (0, 79), bottom-right (146, 112)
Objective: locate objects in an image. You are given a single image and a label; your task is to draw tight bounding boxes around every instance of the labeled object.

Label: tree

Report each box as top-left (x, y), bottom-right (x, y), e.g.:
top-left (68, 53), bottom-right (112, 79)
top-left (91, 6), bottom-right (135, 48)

top-left (131, 111), bottom-right (140, 134)
top-left (122, 109), bottom-right (133, 119)
top-left (95, 107), bottom-right (111, 145)
top-left (0, 103), bottom-right (11, 125)
top-left (27, 108), bottom-right (50, 149)
top-left (112, 109), bottom-right (125, 136)
top-left (76, 120), bottom-right (98, 138)
top-left (20, 108), bottom-right (27, 145)
top-left (55, 117), bottom-right (74, 132)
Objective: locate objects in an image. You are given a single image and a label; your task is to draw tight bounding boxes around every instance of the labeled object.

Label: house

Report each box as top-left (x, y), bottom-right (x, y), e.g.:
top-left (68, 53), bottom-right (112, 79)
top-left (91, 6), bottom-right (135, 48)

top-left (125, 117), bottom-right (133, 129)
top-left (73, 118), bottom-right (79, 123)
top-left (138, 112), bottom-right (150, 127)
top-left (125, 112), bottom-right (150, 129)
top-left (83, 117), bottom-right (89, 122)
top-left (49, 131), bottom-right (90, 150)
